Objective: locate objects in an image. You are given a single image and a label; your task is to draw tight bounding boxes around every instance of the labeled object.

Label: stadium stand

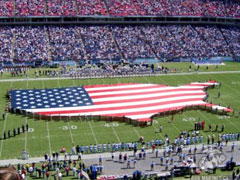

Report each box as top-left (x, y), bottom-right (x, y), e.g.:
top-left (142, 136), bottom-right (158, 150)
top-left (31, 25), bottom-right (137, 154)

top-left (221, 27), bottom-right (240, 57)
top-left (76, 0), bottom-right (108, 15)
top-left (15, 0), bottom-right (46, 16)
top-left (105, 0), bottom-right (138, 16)
top-left (47, 0), bottom-right (77, 16)
top-left (0, 26), bottom-right (13, 63)
top-left (81, 26), bottom-right (120, 61)
top-left (14, 26), bottom-right (48, 63)
top-left (0, 0), bottom-right (240, 17)
top-left (1, 25), bottom-right (239, 64)
top-left (112, 25), bottom-right (155, 60)
top-left (0, 0), bottom-right (14, 16)
top-left (48, 26), bottom-right (85, 62)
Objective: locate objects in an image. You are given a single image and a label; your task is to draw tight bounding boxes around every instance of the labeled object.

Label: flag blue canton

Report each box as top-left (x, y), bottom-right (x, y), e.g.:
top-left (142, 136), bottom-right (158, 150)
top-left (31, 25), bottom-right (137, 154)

top-left (10, 87), bottom-right (94, 110)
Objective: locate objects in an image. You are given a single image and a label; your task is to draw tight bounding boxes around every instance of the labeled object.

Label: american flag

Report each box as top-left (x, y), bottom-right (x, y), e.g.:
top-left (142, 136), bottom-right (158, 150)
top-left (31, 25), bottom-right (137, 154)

top-left (9, 81), bottom-right (232, 122)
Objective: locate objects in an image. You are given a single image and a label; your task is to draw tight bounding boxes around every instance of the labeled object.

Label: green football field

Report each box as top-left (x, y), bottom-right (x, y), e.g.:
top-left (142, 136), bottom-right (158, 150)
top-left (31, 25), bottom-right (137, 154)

top-left (0, 64), bottom-right (240, 160)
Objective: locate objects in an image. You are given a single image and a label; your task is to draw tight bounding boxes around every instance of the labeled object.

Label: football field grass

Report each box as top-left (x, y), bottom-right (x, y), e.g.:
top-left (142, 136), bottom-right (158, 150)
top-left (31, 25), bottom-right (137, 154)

top-left (0, 70), bottom-right (240, 159)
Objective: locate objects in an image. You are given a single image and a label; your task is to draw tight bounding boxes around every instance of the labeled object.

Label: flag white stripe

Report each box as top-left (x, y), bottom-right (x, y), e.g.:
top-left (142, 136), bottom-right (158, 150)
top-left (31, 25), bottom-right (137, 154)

top-left (25, 94), bottom-right (205, 113)
top-left (85, 84), bottom-right (157, 91)
top-left (92, 90), bottom-right (204, 102)
top-left (48, 100), bottom-right (205, 116)
top-left (87, 85), bottom-right (209, 96)
top-left (88, 86), bottom-right (177, 96)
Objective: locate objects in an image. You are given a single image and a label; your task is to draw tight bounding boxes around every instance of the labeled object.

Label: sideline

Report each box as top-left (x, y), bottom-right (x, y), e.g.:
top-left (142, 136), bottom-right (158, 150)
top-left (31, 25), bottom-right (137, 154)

top-left (0, 70), bottom-right (240, 83)
top-left (0, 141), bottom-right (239, 166)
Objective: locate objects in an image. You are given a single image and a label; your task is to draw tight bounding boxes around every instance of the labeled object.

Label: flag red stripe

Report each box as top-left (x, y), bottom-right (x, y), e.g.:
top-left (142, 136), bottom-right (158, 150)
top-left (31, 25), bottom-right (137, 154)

top-left (89, 88), bottom-right (203, 99)
top-left (36, 98), bottom-right (203, 115)
top-left (84, 83), bottom-right (140, 89)
top-left (86, 84), bottom-right (168, 93)
top-left (94, 93), bottom-right (205, 105)
top-left (98, 103), bottom-right (206, 117)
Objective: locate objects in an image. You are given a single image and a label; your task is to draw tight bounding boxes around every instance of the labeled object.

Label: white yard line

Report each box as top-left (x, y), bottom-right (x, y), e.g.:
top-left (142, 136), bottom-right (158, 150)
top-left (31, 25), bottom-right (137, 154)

top-left (111, 126), bottom-right (121, 143)
top-left (133, 127), bottom-right (141, 138)
top-left (41, 80), bottom-right (52, 155)
top-left (24, 80), bottom-right (29, 151)
top-left (56, 79), bottom-right (75, 145)
top-left (86, 79), bottom-right (99, 144)
top-left (100, 78), bottom-right (123, 143)
top-left (67, 121), bottom-right (75, 145)
top-left (24, 117), bottom-right (28, 150)
top-left (46, 121), bottom-right (52, 155)
top-left (0, 114), bottom-right (8, 158)
top-left (151, 123), bottom-right (167, 140)
top-left (88, 121), bottom-right (98, 144)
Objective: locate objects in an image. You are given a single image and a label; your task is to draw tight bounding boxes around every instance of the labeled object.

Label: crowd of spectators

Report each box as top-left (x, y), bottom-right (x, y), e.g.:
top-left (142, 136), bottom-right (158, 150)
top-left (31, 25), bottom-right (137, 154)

top-left (112, 25), bottom-right (155, 60)
top-left (132, 0), bottom-right (172, 16)
top-left (194, 25), bottom-right (230, 57)
top-left (0, 25), bottom-right (240, 64)
top-left (49, 26), bottom-right (84, 61)
top-left (47, 0), bottom-right (76, 16)
top-left (225, 0), bottom-right (240, 18)
top-left (221, 27), bottom-right (240, 57)
top-left (15, 0), bottom-right (45, 16)
top-left (76, 0), bottom-right (108, 15)
top-left (1, 0), bottom-right (240, 17)
top-left (81, 26), bottom-right (120, 60)
top-left (0, 27), bottom-right (13, 62)
top-left (105, 0), bottom-right (137, 16)
top-left (0, 0), bottom-right (14, 16)
top-left (14, 26), bottom-right (48, 63)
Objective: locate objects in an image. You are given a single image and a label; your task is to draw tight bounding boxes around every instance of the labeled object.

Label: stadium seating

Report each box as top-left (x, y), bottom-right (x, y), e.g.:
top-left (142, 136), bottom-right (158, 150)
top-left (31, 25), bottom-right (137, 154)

top-left (221, 27), bottom-right (240, 57)
top-left (76, 0), bottom-right (108, 16)
top-left (0, 25), bottom-right (239, 63)
top-left (0, 26), bottom-right (13, 62)
top-left (47, 0), bottom-right (77, 16)
top-left (112, 25), bottom-right (155, 59)
top-left (0, 0), bottom-right (14, 16)
top-left (48, 26), bottom-right (84, 61)
top-left (15, 0), bottom-right (45, 16)
top-left (14, 26), bottom-right (48, 63)
top-left (0, 0), bottom-right (240, 17)
top-left (81, 26), bottom-right (120, 60)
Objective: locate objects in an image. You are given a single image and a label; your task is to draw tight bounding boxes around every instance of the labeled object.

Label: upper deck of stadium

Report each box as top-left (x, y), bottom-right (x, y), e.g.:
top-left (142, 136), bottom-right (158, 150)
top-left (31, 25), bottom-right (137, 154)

top-left (0, 0), bottom-right (239, 18)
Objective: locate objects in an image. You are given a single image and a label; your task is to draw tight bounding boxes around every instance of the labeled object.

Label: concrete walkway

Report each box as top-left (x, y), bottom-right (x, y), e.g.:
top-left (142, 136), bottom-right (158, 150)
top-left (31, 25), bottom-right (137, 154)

top-left (0, 141), bottom-right (239, 166)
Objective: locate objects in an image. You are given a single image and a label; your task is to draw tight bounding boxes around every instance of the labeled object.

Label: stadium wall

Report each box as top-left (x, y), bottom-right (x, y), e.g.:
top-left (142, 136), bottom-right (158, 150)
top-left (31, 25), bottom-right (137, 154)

top-left (0, 16), bottom-right (240, 26)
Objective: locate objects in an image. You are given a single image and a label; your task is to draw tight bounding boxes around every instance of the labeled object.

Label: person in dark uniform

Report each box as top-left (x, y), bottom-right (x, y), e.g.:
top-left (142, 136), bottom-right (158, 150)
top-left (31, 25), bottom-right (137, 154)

top-left (2, 113), bottom-right (5, 120)
top-left (26, 124), bottom-right (29, 132)
top-left (215, 124), bottom-right (218, 132)
top-left (8, 130), bottom-right (11, 138)
top-left (22, 124), bottom-right (25, 133)
top-left (13, 128), bottom-right (16, 137)
top-left (221, 124), bottom-right (225, 132)
top-left (3, 131), bottom-right (6, 139)
top-left (17, 127), bottom-right (21, 135)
